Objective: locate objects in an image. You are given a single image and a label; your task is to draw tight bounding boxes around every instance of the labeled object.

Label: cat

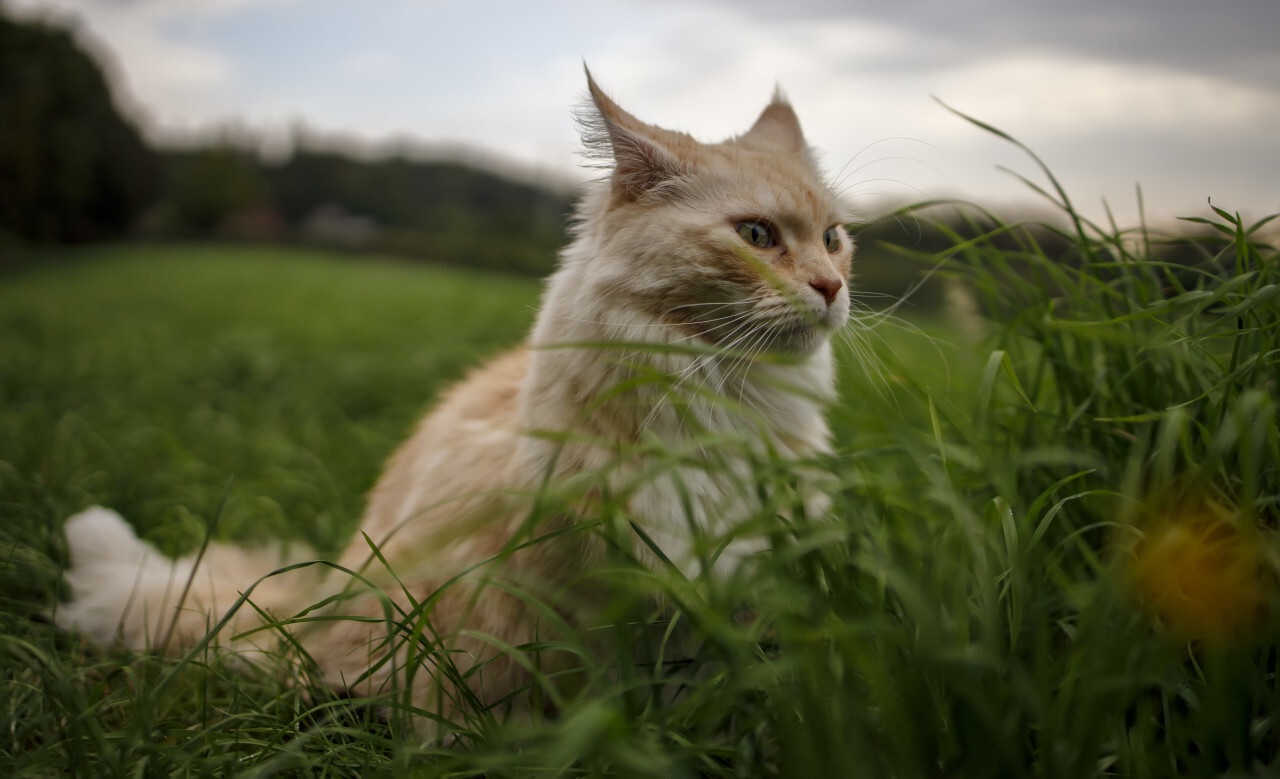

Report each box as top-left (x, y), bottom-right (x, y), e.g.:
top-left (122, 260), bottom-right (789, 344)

top-left (55, 67), bottom-right (854, 736)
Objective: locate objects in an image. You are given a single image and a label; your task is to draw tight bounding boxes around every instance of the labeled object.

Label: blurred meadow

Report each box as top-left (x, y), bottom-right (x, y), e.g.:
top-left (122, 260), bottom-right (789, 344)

top-left (3, 5), bottom-right (1280, 778)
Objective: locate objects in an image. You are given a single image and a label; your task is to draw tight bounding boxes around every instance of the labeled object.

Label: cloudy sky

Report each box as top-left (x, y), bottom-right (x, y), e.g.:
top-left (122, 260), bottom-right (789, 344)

top-left (10, 0), bottom-right (1279, 226)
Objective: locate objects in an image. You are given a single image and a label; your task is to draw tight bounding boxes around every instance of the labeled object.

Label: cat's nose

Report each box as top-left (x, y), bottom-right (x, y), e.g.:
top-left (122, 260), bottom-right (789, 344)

top-left (809, 277), bottom-right (843, 307)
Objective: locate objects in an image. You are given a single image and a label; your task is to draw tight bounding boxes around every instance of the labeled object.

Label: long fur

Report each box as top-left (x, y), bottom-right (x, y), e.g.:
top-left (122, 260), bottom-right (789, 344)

top-left (56, 68), bottom-right (856, 735)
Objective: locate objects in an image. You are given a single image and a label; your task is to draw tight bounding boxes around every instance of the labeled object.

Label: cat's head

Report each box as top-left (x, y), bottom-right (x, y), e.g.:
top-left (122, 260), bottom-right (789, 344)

top-left (576, 68), bottom-right (853, 357)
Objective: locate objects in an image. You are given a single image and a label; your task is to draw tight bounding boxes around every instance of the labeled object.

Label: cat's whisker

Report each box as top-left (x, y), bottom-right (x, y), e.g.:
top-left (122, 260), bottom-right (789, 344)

top-left (834, 161), bottom-right (945, 199)
top-left (677, 309), bottom-right (763, 346)
top-left (830, 136), bottom-right (947, 203)
top-left (549, 293), bottom-right (778, 335)
top-left (726, 331), bottom-right (772, 405)
top-left (847, 289), bottom-right (902, 302)
top-left (569, 276), bottom-right (658, 320)
top-left (550, 314), bottom-right (676, 329)
top-left (836, 321), bottom-right (892, 386)
top-left (677, 309), bottom-right (760, 330)
top-left (667, 293), bottom-right (772, 311)
top-left (837, 155), bottom-right (945, 186)
top-left (834, 178), bottom-right (932, 205)
top-left (831, 135), bottom-right (944, 184)
top-left (714, 323), bottom-right (774, 391)
top-left (635, 312), bottom-right (771, 437)
top-left (856, 264), bottom-right (953, 333)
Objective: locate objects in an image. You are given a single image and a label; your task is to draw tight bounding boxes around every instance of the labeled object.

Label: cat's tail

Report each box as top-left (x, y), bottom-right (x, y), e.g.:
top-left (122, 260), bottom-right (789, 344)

top-left (55, 506), bottom-right (325, 655)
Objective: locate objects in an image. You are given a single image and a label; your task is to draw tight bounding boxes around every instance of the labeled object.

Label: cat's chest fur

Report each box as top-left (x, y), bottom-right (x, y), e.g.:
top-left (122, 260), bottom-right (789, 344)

top-left (519, 337), bottom-right (835, 576)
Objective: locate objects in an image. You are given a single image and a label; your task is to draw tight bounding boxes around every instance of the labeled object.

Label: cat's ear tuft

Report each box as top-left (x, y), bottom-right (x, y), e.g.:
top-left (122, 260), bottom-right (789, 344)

top-left (742, 88), bottom-right (807, 156)
top-left (579, 67), bottom-right (687, 200)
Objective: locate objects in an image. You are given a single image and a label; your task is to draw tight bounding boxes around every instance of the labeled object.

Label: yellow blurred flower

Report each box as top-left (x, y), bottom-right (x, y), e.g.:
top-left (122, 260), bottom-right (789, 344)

top-left (1123, 514), bottom-right (1271, 645)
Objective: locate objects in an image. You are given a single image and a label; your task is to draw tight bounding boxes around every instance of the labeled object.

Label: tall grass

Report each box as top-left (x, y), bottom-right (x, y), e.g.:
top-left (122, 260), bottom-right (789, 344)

top-left (2, 129), bottom-right (1278, 778)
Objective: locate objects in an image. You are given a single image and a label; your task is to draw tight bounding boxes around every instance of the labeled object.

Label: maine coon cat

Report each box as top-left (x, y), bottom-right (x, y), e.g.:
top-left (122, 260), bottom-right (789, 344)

top-left (55, 69), bottom-right (854, 734)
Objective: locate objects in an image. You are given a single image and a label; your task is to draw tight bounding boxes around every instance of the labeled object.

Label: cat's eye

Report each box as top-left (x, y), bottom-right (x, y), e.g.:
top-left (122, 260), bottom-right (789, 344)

top-left (736, 221), bottom-right (776, 249)
top-left (823, 227), bottom-right (842, 253)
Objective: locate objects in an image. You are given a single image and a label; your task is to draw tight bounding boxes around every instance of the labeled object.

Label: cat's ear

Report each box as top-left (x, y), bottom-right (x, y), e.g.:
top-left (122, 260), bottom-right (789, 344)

top-left (741, 86), bottom-right (807, 156)
top-left (580, 67), bottom-right (687, 199)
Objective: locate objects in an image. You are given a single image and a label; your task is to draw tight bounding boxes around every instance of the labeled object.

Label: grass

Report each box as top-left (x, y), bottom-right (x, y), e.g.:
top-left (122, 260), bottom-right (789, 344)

top-left (2, 165), bottom-right (1278, 778)
top-left (1, 245), bottom-right (539, 555)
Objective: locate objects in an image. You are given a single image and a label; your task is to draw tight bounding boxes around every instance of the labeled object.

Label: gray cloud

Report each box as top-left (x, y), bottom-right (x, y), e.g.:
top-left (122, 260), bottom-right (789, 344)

top-left (694, 0), bottom-right (1280, 90)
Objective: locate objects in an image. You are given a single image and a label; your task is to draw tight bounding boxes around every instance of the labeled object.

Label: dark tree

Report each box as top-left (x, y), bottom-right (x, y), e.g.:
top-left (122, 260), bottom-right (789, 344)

top-left (0, 11), bottom-right (159, 245)
top-left (264, 147), bottom-right (572, 274)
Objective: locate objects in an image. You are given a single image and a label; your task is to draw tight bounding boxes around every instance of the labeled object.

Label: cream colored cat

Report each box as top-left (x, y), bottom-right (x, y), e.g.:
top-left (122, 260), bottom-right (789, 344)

top-left (56, 69), bottom-right (854, 735)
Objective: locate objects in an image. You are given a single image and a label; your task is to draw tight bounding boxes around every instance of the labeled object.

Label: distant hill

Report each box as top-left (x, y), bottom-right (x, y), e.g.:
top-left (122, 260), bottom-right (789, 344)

top-left (149, 144), bottom-right (575, 276)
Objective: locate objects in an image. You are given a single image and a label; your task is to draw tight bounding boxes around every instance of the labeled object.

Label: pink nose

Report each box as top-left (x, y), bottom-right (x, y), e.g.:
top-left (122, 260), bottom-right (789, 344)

top-left (810, 277), bottom-right (843, 306)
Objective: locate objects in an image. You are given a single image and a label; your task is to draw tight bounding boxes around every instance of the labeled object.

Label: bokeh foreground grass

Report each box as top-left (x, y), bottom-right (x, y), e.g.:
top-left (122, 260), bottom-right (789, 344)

top-left (1, 193), bottom-right (1278, 778)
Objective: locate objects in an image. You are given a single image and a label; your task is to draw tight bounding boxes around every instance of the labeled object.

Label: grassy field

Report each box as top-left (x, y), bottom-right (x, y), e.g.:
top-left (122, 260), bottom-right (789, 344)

top-left (0, 246), bottom-right (540, 554)
top-left (2, 199), bottom-right (1278, 778)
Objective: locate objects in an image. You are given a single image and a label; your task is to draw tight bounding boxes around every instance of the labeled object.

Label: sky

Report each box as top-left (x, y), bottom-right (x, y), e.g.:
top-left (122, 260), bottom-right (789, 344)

top-left (9, 0), bottom-right (1279, 227)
